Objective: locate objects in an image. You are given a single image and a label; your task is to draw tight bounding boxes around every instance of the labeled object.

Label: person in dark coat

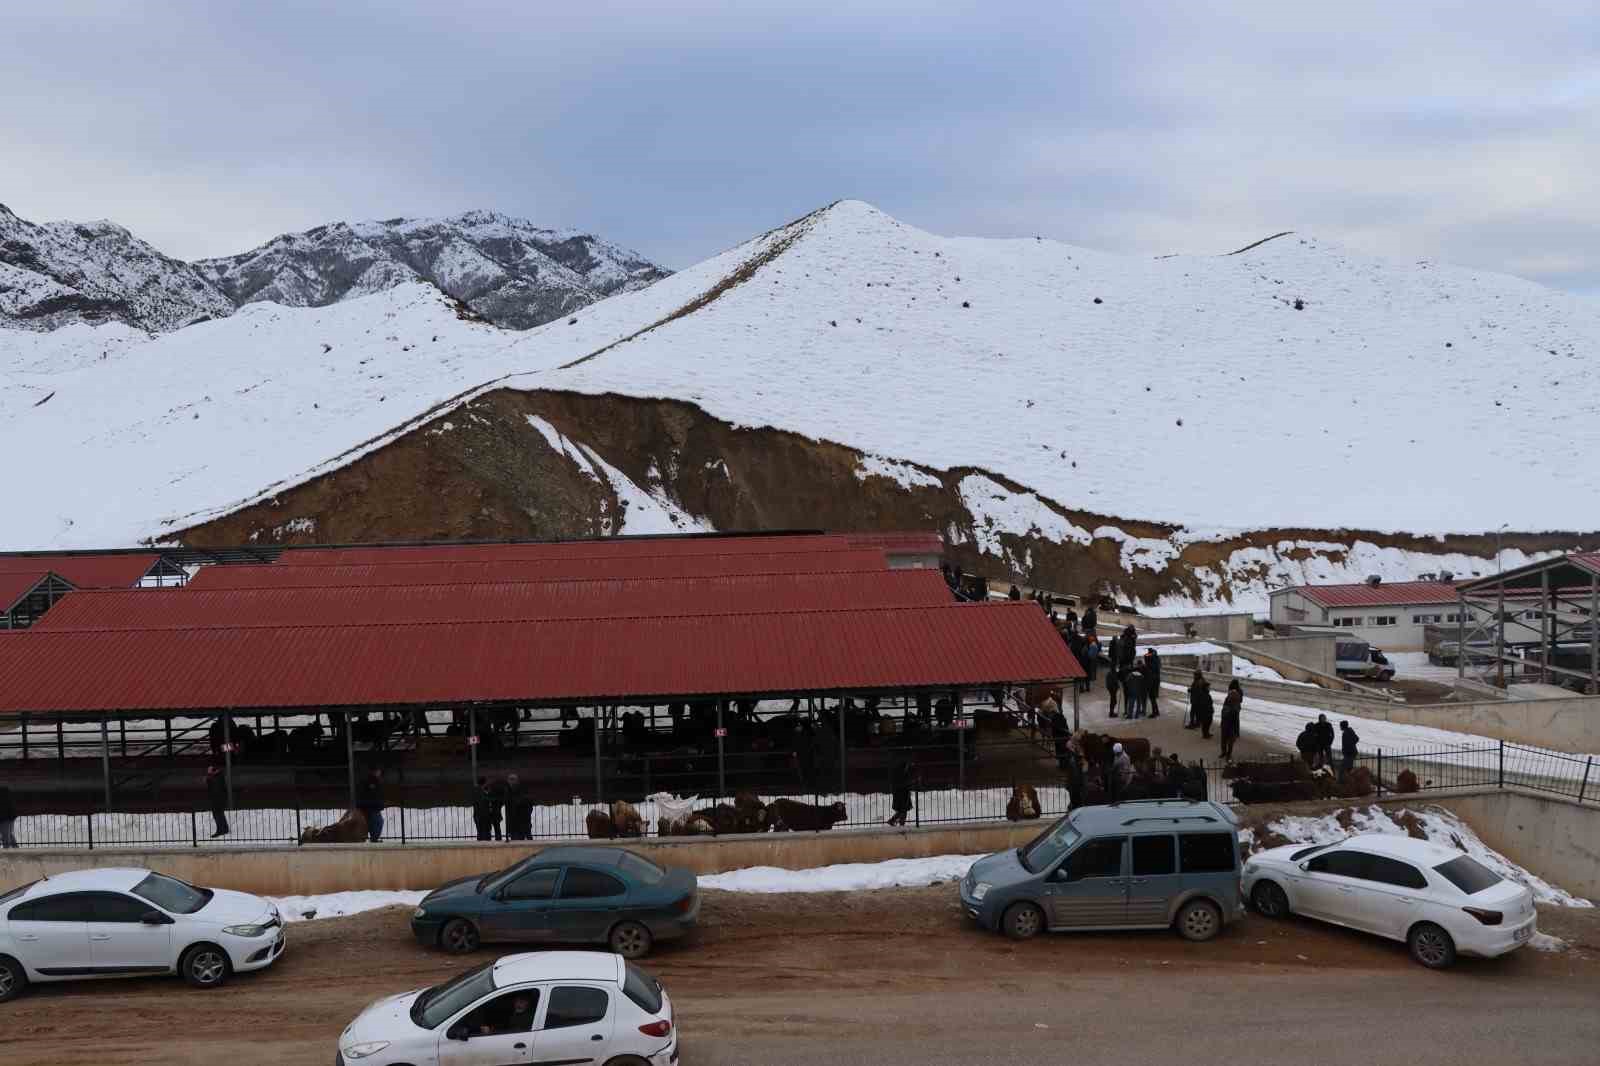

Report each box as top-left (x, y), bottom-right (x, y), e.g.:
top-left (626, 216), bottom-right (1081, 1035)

top-left (1143, 648), bottom-right (1163, 717)
top-left (1117, 626), bottom-right (1138, 668)
top-left (356, 768), bottom-right (386, 843)
top-left (1106, 660), bottom-right (1122, 717)
top-left (1219, 681), bottom-right (1243, 761)
top-left (1339, 721), bottom-right (1361, 778)
top-left (504, 773), bottom-right (533, 840)
top-left (1063, 734), bottom-right (1087, 810)
top-left (887, 759), bottom-right (916, 827)
top-left (1081, 606), bottom-right (1098, 637)
top-left (1295, 724), bottom-right (1320, 768)
top-left (205, 764), bottom-right (230, 838)
top-left (472, 776), bottom-right (503, 841)
top-left (1008, 584), bottom-right (1021, 601)
top-left (0, 784), bottom-right (18, 849)
top-left (1188, 672), bottom-right (1215, 738)
top-left (1313, 714), bottom-right (1336, 771)
top-left (1123, 662), bottom-right (1148, 720)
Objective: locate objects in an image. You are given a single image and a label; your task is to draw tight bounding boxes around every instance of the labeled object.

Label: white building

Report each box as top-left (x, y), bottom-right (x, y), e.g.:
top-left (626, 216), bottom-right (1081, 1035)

top-left (1269, 578), bottom-right (1553, 652)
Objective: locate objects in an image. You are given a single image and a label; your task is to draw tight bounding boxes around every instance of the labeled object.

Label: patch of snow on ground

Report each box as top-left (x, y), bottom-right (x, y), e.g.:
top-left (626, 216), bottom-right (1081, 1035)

top-left (701, 854), bottom-right (983, 893)
top-left (1232, 657), bottom-right (1317, 686)
top-left (574, 442), bottom-right (712, 535)
top-left (855, 453), bottom-right (941, 490)
top-left (1262, 804), bottom-right (1592, 907)
top-left (958, 473), bottom-right (1090, 558)
top-left (274, 890), bottom-right (426, 922)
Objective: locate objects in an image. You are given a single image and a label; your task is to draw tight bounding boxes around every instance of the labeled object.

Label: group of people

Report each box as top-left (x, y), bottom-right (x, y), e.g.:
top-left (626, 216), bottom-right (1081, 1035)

top-left (1185, 675), bottom-right (1244, 760)
top-left (1104, 633), bottom-right (1162, 720)
top-left (472, 773), bottom-right (538, 841)
top-left (1295, 715), bottom-right (1362, 776)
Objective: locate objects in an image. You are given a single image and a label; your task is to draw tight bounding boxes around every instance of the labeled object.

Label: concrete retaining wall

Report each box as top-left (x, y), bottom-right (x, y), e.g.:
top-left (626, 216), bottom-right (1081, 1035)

top-left (1237, 635), bottom-right (1337, 677)
top-left (1432, 791), bottom-right (1600, 901)
top-left (0, 822), bottom-right (1046, 898)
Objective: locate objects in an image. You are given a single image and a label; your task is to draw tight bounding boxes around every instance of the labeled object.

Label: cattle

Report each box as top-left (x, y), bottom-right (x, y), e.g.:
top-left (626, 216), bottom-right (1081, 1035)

top-left (1394, 768), bottom-right (1420, 794)
top-left (1006, 784), bottom-right (1042, 821)
top-left (1334, 766), bottom-right (1376, 798)
top-left (288, 722), bottom-right (325, 761)
top-left (692, 804), bottom-right (742, 834)
top-left (587, 801), bottom-right (645, 839)
top-left (299, 809), bottom-right (368, 844)
top-left (768, 798), bottom-right (848, 832)
top-left (733, 792), bottom-right (769, 832)
top-left (1221, 758), bottom-right (1311, 783)
top-left (1076, 732), bottom-right (1151, 768)
top-left (657, 815), bottom-right (715, 836)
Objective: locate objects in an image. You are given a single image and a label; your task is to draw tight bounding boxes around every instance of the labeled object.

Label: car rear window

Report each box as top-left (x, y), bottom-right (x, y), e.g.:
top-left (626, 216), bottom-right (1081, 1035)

top-left (1290, 843), bottom-right (1333, 861)
top-left (1179, 832), bottom-right (1236, 873)
top-left (618, 852), bottom-right (666, 886)
top-left (623, 962), bottom-right (663, 1014)
top-left (1434, 855), bottom-right (1503, 895)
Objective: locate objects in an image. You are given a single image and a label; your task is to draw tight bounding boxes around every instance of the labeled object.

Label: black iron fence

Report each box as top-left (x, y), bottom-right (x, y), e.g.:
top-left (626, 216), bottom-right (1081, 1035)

top-left (1, 738), bottom-right (1592, 851)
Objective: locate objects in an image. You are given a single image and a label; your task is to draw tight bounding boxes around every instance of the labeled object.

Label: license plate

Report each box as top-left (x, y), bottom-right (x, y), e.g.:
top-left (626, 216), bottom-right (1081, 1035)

top-left (1513, 926), bottom-right (1531, 943)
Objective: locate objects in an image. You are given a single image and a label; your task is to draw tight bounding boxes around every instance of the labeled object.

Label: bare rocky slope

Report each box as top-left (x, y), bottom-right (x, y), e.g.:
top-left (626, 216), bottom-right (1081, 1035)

top-left (180, 388), bottom-right (1591, 609)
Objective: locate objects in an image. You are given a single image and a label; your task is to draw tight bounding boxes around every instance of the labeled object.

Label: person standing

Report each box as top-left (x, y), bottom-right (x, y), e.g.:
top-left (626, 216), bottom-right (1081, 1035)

top-left (504, 773), bottom-right (532, 840)
top-left (1313, 714), bottom-right (1336, 771)
top-left (1144, 648), bottom-right (1163, 718)
top-left (1219, 681), bottom-right (1243, 761)
top-left (1110, 743), bottom-right (1134, 803)
top-left (1339, 721), bottom-right (1361, 779)
top-left (0, 782), bottom-right (20, 849)
top-left (1188, 672), bottom-right (1215, 739)
top-left (1105, 659), bottom-right (1122, 718)
top-left (204, 764), bottom-right (230, 839)
top-left (472, 776), bottom-right (502, 841)
top-left (1123, 661), bottom-right (1148, 720)
top-left (1008, 584), bottom-right (1021, 601)
top-left (1081, 634), bottom-right (1099, 691)
top-left (887, 759), bottom-right (916, 827)
top-left (1081, 605), bottom-right (1098, 637)
top-left (357, 768), bottom-right (386, 843)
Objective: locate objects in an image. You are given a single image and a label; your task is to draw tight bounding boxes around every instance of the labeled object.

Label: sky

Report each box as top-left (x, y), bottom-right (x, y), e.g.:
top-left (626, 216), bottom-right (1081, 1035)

top-left (4, 1), bottom-right (1599, 292)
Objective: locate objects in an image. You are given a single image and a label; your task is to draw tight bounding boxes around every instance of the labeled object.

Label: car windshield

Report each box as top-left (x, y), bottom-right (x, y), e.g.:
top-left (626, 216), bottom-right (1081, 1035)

top-left (1019, 818), bottom-right (1082, 874)
top-left (131, 872), bottom-right (212, 914)
top-left (412, 962), bottom-right (497, 1029)
top-left (623, 962), bottom-right (663, 1013)
top-left (1290, 843), bottom-right (1334, 861)
top-left (618, 852), bottom-right (666, 886)
top-left (1434, 855), bottom-right (1504, 895)
top-left (0, 881), bottom-right (38, 906)
top-left (479, 857), bottom-right (535, 892)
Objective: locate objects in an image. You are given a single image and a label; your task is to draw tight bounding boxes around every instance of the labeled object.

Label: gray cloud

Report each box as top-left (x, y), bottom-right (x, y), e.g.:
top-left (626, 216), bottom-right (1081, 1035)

top-left (3, 1), bottom-right (1597, 291)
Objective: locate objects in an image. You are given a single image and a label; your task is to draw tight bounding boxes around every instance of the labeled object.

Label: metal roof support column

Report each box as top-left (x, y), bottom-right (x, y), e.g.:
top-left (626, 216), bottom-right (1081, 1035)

top-left (1541, 570), bottom-right (1551, 685)
top-left (1495, 575), bottom-right (1506, 688)
top-left (1590, 574), bottom-right (1598, 695)
top-left (1456, 592), bottom-right (1466, 684)
top-left (468, 708), bottom-right (479, 793)
top-left (838, 699), bottom-right (847, 797)
top-left (593, 707), bottom-right (603, 804)
top-left (716, 701), bottom-right (726, 803)
top-left (345, 712), bottom-right (356, 811)
top-left (100, 715), bottom-right (112, 813)
top-left (223, 713), bottom-right (235, 811)
top-left (955, 690), bottom-right (965, 792)
top-left (1072, 683), bottom-right (1080, 734)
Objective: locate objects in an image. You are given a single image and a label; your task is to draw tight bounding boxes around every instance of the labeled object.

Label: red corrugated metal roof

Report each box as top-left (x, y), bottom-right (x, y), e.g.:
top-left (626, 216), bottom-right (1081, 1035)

top-left (0, 553), bottom-right (156, 589)
top-left (0, 602), bottom-right (1081, 714)
top-left (0, 572), bottom-right (51, 613)
top-left (1573, 552), bottom-right (1600, 576)
top-left (187, 550), bottom-right (892, 590)
top-left (279, 534), bottom-right (859, 567)
top-left (1285, 581), bottom-right (1460, 608)
top-left (841, 531), bottom-right (946, 554)
top-left (36, 570), bottom-right (955, 631)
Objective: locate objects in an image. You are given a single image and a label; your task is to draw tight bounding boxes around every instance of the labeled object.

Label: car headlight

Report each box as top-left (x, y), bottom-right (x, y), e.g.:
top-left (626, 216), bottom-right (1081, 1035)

top-left (341, 1041), bottom-right (391, 1060)
top-left (971, 882), bottom-right (992, 901)
top-left (223, 923), bottom-right (269, 937)
top-left (412, 906), bottom-right (428, 919)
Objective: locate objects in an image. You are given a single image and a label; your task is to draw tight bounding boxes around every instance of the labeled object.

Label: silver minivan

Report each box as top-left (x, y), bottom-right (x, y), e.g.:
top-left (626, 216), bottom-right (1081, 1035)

top-left (960, 800), bottom-right (1245, 942)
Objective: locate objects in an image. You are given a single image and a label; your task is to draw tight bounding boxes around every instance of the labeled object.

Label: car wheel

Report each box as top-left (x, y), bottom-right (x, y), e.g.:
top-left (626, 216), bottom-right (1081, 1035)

top-left (0, 956), bottom-right (26, 1003)
top-left (440, 918), bottom-right (480, 955)
top-left (608, 921), bottom-right (653, 960)
top-left (604, 1058), bottom-right (651, 1066)
top-left (1002, 902), bottom-right (1044, 941)
top-left (1175, 899), bottom-right (1222, 942)
top-left (1408, 922), bottom-right (1457, 969)
top-left (1251, 881), bottom-right (1290, 919)
top-left (181, 944), bottom-right (231, 989)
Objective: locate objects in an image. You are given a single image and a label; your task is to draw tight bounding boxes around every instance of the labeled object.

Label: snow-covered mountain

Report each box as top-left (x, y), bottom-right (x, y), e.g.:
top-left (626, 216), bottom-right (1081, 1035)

top-left (0, 203), bottom-right (234, 333)
top-left (4, 200), bottom-right (1597, 611)
top-left (193, 211), bottom-right (669, 329)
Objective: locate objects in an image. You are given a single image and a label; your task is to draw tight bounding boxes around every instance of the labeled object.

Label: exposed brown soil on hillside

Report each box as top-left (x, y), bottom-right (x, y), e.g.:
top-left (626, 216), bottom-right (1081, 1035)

top-left (179, 389), bottom-right (1597, 606)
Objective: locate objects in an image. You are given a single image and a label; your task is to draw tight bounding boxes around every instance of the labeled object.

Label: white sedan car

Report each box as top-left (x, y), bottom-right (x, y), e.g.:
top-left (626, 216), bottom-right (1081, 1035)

top-left (1242, 833), bottom-right (1536, 968)
top-left (338, 951), bottom-right (678, 1066)
top-left (0, 866), bottom-right (285, 1001)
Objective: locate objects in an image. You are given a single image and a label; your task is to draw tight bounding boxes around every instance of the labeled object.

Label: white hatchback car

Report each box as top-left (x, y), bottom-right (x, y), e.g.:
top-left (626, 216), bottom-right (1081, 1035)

top-left (338, 951), bottom-right (678, 1066)
top-left (0, 867), bottom-right (285, 1002)
top-left (1242, 833), bottom-right (1536, 968)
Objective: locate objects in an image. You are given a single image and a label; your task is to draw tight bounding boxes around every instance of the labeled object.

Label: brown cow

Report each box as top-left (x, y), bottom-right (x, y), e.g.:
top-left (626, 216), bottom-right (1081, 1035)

top-left (1334, 766), bottom-right (1376, 799)
top-left (1005, 784), bottom-right (1042, 821)
top-left (1077, 731), bottom-right (1151, 767)
top-left (768, 798), bottom-right (848, 832)
top-left (611, 800), bottom-right (644, 838)
top-left (298, 809), bottom-right (368, 844)
top-left (1394, 768), bottom-right (1420, 794)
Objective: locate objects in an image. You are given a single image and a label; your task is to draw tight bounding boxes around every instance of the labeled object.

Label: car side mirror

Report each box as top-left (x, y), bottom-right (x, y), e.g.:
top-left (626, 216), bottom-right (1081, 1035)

top-left (140, 910), bottom-right (171, 925)
top-left (1297, 862), bottom-right (1310, 872)
top-left (447, 1025), bottom-right (468, 1042)
top-left (1054, 867), bottom-right (1072, 881)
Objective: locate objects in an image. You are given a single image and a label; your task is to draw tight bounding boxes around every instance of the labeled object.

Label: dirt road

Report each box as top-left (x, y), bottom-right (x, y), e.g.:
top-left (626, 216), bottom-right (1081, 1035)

top-left (5, 889), bottom-right (1597, 1065)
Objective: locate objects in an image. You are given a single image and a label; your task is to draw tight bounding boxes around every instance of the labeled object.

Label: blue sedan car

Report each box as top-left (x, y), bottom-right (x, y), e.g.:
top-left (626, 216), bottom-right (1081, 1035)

top-left (410, 846), bottom-right (699, 960)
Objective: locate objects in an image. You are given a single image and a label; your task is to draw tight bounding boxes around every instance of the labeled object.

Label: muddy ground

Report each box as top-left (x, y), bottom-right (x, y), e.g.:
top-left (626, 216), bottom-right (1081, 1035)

top-left (5, 888), bottom-right (1597, 1065)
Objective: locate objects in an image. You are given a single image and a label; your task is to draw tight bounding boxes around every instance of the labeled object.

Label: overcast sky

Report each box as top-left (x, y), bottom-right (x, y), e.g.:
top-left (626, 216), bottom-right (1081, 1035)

top-left (5, 1), bottom-right (1598, 292)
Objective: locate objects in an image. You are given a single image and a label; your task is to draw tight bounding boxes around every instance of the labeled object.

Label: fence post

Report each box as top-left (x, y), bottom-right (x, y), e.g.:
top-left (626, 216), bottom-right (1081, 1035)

top-left (86, 812), bottom-right (94, 851)
top-left (294, 804), bottom-right (302, 847)
top-left (956, 690), bottom-right (965, 793)
top-left (190, 810), bottom-right (198, 848)
top-left (100, 715), bottom-right (112, 812)
top-left (594, 706), bottom-right (604, 804)
top-left (838, 699), bottom-right (847, 796)
top-left (1376, 750), bottom-right (1384, 798)
top-left (1579, 757), bottom-right (1593, 804)
top-left (1498, 739), bottom-right (1505, 789)
top-left (716, 702), bottom-right (727, 802)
